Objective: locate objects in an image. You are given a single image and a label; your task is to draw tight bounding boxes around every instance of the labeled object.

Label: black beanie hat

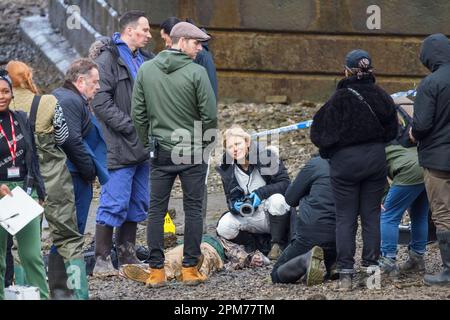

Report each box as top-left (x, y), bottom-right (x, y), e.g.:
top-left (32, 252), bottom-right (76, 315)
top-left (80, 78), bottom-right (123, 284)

top-left (345, 49), bottom-right (373, 70)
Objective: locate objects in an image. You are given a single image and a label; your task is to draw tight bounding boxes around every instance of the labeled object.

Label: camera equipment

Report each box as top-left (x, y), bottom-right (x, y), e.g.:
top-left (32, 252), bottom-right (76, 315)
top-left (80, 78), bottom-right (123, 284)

top-left (230, 186), bottom-right (255, 217)
top-left (240, 196), bottom-right (255, 217)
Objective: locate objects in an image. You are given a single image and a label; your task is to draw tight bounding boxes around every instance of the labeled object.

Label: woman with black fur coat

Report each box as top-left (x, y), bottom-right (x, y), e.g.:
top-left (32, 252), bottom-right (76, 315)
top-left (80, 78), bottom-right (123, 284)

top-left (310, 49), bottom-right (398, 291)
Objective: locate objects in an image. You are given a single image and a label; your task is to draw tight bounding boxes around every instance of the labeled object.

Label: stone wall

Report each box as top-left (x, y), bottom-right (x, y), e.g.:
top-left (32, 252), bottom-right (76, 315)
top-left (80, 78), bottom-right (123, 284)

top-left (48, 0), bottom-right (450, 102)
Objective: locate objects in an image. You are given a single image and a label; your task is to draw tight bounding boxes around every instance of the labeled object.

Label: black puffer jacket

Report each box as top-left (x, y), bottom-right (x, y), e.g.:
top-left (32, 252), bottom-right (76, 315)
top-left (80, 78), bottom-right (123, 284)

top-left (216, 144), bottom-right (290, 215)
top-left (412, 33), bottom-right (450, 172)
top-left (91, 38), bottom-right (154, 170)
top-left (310, 74), bottom-right (398, 159)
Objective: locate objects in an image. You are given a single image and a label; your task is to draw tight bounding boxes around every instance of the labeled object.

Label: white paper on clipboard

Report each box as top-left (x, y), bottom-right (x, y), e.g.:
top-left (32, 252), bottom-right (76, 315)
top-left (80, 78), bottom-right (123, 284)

top-left (0, 186), bottom-right (43, 236)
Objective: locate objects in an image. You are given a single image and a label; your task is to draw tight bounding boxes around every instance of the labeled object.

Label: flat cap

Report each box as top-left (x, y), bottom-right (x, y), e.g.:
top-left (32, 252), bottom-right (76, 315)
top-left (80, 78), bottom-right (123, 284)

top-left (170, 22), bottom-right (211, 41)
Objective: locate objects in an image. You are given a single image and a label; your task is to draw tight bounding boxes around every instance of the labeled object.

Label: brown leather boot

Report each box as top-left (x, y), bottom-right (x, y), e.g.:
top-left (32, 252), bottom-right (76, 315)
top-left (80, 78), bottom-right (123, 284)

top-left (122, 264), bottom-right (151, 284)
top-left (181, 266), bottom-right (207, 286)
top-left (145, 268), bottom-right (167, 288)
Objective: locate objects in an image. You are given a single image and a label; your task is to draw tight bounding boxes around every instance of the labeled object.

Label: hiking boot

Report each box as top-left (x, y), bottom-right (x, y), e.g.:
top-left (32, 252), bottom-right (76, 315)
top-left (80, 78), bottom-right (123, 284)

top-left (181, 266), bottom-right (207, 286)
top-left (145, 268), bottom-right (167, 288)
top-left (336, 272), bottom-right (353, 291)
top-left (399, 250), bottom-right (425, 274)
top-left (122, 264), bottom-right (151, 284)
top-left (273, 246), bottom-right (324, 285)
top-left (268, 243), bottom-right (283, 260)
top-left (378, 256), bottom-right (399, 278)
top-left (305, 246), bottom-right (325, 286)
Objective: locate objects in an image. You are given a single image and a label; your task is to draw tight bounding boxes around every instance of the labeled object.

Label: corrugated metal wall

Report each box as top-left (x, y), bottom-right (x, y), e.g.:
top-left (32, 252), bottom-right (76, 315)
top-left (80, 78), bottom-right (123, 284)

top-left (49, 0), bottom-right (450, 102)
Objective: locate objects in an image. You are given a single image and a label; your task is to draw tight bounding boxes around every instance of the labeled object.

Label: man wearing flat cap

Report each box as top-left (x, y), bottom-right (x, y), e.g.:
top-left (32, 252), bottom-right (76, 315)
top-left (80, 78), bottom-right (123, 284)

top-left (131, 22), bottom-right (217, 287)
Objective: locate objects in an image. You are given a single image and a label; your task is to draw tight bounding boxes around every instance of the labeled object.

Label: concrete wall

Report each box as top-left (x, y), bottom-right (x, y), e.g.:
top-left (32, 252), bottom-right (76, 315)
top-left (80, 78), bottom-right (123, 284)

top-left (48, 0), bottom-right (450, 102)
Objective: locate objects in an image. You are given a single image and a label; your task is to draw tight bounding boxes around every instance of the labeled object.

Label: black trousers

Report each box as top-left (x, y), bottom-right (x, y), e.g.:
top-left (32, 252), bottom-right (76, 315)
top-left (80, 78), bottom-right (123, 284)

top-left (5, 234), bottom-right (14, 287)
top-left (271, 224), bottom-right (336, 281)
top-left (147, 152), bottom-right (207, 268)
top-left (330, 143), bottom-right (387, 271)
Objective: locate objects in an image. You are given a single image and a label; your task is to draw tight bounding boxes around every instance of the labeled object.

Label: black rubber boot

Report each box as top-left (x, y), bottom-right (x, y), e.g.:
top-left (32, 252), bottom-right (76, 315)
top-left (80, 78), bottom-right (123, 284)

top-left (276, 246), bottom-right (324, 285)
top-left (93, 224), bottom-right (117, 277)
top-left (47, 251), bottom-right (74, 300)
top-left (424, 230), bottom-right (450, 286)
top-left (115, 222), bottom-right (141, 266)
top-left (268, 214), bottom-right (291, 260)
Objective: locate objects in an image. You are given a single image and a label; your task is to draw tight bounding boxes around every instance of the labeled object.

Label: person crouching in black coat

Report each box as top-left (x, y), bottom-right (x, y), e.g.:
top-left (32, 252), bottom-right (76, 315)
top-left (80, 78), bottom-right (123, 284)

top-left (310, 50), bottom-right (398, 291)
top-left (271, 155), bottom-right (337, 286)
top-left (216, 126), bottom-right (291, 260)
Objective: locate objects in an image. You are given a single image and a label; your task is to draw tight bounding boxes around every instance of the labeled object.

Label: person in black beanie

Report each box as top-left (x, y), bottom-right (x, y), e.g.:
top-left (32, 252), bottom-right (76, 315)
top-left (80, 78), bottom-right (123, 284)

top-left (310, 49), bottom-right (398, 291)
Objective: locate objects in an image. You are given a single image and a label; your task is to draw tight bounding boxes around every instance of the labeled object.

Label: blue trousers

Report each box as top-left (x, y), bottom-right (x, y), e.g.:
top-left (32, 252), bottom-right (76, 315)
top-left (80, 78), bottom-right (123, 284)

top-left (96, 162), bottom-right (149, 227)
top-left (71, 174), bottom-right (93, 235)
top-left (380, 184), bottom-right (429, 258)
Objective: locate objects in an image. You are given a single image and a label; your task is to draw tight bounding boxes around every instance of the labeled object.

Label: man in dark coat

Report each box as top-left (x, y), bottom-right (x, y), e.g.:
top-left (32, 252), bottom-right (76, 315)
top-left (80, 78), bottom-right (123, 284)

top-left (91, 10), bottom-right (153, 276)
top-left (411, 33), bottom-right (450, 286)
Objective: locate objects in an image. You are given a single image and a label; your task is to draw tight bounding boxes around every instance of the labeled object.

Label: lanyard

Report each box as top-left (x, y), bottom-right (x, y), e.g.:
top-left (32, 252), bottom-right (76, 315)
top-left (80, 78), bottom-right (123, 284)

top-left (0, 112), bottom-right (17, 166)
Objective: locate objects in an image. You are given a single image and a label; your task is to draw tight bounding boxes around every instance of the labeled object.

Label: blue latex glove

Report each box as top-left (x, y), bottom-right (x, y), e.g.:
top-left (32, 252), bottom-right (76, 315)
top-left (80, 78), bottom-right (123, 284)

top-left (249, 192), bottom-right (262, 209)
top-left (233, 201), bottom-right (244, 213)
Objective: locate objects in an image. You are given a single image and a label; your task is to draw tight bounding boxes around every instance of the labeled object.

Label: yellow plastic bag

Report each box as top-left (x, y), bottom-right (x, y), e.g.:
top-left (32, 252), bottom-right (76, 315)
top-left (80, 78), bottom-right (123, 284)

top-left (164, 212), bottom-right (176, 234)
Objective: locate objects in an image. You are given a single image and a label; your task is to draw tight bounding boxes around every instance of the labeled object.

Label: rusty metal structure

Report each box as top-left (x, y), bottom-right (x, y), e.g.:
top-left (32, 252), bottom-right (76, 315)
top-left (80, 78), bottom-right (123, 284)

top-left (47, 0), bottom-right (450, 102)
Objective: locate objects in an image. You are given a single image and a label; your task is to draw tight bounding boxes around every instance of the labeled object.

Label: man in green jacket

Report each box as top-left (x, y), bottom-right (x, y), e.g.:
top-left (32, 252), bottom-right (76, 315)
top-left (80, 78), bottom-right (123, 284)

top-left (131, 22), bottom-right (217, 287)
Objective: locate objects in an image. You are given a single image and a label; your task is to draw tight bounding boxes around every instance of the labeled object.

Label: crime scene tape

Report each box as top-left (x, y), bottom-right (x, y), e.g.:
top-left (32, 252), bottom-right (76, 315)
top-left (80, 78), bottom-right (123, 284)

top-left (252, 89), bottom-right (416, 138)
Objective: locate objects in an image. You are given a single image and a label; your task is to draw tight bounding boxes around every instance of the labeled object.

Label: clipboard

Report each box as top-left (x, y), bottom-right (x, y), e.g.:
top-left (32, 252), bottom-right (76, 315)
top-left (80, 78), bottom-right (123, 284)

top-left (0, 186), bottom-right (44, 236)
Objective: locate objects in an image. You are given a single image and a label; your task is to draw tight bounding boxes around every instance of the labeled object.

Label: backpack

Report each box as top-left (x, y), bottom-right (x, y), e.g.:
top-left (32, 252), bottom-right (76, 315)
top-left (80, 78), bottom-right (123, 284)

top-left (392, 96), bottom-right (417, 148)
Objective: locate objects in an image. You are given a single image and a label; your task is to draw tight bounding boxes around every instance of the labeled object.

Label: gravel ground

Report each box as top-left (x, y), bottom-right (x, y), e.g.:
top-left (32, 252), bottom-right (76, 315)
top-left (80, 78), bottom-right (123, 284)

top-left (89, 241), bottom-right (448, 300)
top-left (4, 0), bottom-right (449, 301)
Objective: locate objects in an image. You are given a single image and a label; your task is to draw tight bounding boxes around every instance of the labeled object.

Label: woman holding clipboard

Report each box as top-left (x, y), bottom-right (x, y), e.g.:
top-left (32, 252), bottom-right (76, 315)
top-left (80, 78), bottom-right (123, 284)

top-left (0, 70), bottom-right (48, 300)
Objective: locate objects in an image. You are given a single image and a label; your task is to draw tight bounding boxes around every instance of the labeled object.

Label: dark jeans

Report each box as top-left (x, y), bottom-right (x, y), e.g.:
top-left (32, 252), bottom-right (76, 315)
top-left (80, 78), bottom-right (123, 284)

top-left (147, 154), bottom-right (207, 268)
top-left (272, 225), bottom-right (336, 279)
top-left (330, 143), bottom-right (387, 271)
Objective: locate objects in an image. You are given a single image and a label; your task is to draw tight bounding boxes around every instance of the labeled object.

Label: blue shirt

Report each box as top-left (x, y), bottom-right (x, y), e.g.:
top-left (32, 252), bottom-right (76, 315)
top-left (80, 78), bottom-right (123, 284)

top-left (112, 32), bottom-right (145, 80)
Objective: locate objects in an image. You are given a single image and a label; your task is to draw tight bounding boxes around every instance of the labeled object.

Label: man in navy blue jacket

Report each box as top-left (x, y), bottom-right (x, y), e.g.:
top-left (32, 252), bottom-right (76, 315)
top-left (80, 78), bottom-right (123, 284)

top-left (53, 58), bottom-right (105, 236)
